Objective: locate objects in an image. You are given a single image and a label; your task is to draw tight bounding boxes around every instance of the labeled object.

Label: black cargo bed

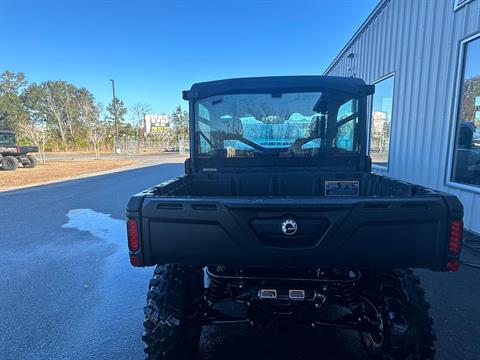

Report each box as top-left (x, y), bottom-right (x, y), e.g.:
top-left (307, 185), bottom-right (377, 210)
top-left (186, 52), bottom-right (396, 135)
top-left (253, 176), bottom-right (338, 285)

top-left (127, 171), bottom-right (462, 271)
top-left (151, 171), bottom-right (432, 198)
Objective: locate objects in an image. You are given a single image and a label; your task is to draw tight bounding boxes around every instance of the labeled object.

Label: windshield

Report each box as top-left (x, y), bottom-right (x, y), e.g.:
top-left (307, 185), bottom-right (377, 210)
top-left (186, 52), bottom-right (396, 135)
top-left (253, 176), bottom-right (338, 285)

top-left (0, 132), bottom-right (15, 146)
top-left (195, 91), bottom-right (360, 158)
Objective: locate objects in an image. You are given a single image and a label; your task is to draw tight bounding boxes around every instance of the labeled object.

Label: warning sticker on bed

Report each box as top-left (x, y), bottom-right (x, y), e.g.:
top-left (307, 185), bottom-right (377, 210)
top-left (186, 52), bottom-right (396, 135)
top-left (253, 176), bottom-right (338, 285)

top-left (325, 181), bottom-right (360, 196)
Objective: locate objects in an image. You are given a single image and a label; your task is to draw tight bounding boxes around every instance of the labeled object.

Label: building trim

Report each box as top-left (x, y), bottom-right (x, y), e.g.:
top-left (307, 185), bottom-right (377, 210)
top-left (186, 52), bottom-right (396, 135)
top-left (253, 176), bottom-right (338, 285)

top-left (370, 72), bottom-right (396, 172)
top-left (445, 31), bottom-right (480, 194)
top-left (324, 0), bottom-right (390, 75)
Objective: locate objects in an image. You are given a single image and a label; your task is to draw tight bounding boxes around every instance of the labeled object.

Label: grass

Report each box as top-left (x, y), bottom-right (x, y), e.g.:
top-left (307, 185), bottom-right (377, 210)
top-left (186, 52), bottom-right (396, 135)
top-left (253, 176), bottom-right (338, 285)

top-left (0, 159), bottom-right (139, 191)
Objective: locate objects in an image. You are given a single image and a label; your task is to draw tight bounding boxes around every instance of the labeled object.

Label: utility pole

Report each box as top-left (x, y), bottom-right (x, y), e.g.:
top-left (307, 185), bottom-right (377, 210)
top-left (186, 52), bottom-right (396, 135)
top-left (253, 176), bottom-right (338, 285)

top-left (110, 79), bottom-right (120, 154)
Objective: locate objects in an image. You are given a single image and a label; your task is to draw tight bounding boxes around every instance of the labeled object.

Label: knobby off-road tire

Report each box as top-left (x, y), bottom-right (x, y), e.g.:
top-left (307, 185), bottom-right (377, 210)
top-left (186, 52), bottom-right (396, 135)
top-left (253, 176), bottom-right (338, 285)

top-left (360, 269), bottom-right (435, 360)
top-left (1, 156), bottom-right (19, 171)
top-left (143, 265), bottom-right (205, 360)
top-left (24, 155), bottom-right (37, 168)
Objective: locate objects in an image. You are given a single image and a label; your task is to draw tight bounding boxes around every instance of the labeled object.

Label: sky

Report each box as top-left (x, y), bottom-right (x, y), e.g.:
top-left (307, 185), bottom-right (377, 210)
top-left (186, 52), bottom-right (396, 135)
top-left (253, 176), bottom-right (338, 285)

top-left (0, 0), bottom-right (378, 119)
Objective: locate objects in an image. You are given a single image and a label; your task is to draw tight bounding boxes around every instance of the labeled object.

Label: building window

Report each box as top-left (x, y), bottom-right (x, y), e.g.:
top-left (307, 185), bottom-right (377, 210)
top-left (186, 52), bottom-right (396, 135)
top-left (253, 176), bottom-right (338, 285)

top-left (451, 35), bottom-right (480, 188)
top-left (370, 75), bottom-right (394, 168)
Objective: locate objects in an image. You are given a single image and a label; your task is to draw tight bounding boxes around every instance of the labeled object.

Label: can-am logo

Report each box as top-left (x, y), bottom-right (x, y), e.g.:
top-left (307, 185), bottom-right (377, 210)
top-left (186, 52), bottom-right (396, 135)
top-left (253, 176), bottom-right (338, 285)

top-left (281, 219), bottom-right (298, 236)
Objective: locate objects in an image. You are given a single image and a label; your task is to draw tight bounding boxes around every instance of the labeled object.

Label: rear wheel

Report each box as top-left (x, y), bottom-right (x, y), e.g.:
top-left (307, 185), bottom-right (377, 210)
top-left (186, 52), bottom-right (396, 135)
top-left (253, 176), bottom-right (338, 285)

top-left (359, 269), bottom-right (435, 360)
top-left (1, 156), bottom-right (19, 171)
top-left (24, 155), bottom-right (37, 168)
top-left (143, 265), bottom-right (205, 360)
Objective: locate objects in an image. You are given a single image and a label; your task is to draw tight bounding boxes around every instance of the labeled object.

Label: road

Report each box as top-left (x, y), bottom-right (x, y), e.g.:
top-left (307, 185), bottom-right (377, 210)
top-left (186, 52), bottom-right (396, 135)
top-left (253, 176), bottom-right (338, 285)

top-left (0, 163), bottom-right (479, 360)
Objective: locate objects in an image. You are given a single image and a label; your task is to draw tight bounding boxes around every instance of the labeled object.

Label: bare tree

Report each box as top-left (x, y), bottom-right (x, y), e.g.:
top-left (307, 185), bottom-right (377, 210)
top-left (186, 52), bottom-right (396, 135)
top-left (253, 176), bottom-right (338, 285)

top-left (18, 118), bottom-right (48, 164)
top-left (38, 81), bottom-right (83, 150)
top-left (79, 99), bottom-right (105, 159)
top-left (62, 84), bottom-right (80, 145)
top-left (43, 87), bottom-right (67, 147)
top-left (130, 102), bottom-right (152, 138)
top-left (130, 102), bottom-right (152, 153)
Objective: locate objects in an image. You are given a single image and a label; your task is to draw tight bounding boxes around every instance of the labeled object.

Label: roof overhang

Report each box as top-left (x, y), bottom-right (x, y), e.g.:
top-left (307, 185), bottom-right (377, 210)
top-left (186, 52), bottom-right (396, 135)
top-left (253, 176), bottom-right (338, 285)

top-left (183, 75), bottom-right (374, 101)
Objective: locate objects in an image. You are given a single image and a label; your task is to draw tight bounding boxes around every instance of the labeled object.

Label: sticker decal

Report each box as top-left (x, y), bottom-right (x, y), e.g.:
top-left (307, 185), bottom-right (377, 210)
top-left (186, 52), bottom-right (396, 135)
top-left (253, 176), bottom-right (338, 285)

top-left (325, 181), bottom-right (360, 196)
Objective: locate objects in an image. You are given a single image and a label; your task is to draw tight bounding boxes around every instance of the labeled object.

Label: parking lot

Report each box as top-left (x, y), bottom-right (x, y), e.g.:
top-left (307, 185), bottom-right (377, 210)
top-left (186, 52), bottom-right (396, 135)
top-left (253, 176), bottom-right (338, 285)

top-left (1, 162), bottom-right (479, 360)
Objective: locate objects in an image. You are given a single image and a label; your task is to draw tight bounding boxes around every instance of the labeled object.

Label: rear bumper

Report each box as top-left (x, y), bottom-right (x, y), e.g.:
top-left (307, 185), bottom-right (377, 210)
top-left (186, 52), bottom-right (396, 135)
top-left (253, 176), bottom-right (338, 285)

top-left (127, 195), bottom-right (462, 271)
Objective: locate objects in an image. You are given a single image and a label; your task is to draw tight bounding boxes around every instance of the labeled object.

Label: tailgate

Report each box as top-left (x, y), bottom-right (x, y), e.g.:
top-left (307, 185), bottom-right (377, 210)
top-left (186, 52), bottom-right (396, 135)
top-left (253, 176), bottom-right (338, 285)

top-left (132, 195), bottom-right (456, 271)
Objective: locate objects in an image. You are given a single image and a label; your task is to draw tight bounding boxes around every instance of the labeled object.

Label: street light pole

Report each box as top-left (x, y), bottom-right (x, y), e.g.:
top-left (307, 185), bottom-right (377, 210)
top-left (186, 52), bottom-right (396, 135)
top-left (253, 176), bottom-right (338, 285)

top-left (110, 79), bottom-right (119, 154)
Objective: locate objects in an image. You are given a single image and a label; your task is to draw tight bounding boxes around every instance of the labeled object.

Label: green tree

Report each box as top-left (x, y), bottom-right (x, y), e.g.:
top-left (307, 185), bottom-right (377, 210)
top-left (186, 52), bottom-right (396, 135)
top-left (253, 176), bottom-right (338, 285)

top-left (105, 97), bottom-right (127, 151)
top-left (1, 70), bottom-right (157, 153)
top-left (0, 70), bottom-right (27, 94)
top-left (0, 71), bottom-right (28, 131)
top-left (41, 80), bottom-right (77, 148)
top-left (19, 80), bottom-right (100, 151)
top-left (106, 97), bottom-right (128, 124)
top-left (19, 83), bottom-right (50, 162)
top-left (21, 84), bottom-right (49, 126)
top-left (171, 105), bottom-right (189, 152)
top-left (20, 80), bottom-right (82, 149)
top-left (171, 105), bottom-right (189, 130)
top-left (21, 82), bottom-right (67, 149)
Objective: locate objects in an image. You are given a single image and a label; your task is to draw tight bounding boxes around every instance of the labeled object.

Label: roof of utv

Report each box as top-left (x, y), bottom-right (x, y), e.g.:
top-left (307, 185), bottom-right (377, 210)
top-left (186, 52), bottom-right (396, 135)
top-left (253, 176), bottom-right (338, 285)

top-left (182, 75), bottom-right (374, 101)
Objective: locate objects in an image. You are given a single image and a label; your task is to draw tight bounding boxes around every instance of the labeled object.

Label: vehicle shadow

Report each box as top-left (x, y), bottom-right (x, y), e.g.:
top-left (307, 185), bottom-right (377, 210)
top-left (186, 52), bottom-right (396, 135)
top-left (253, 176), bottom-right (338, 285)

top-left (199, 325), bottom-right (367, 360)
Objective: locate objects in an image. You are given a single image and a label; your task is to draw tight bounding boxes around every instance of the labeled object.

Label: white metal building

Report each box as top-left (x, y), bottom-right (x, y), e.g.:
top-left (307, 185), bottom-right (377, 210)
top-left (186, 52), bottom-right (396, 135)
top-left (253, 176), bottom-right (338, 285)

top-left (325, 0), bottom-right (480, 233)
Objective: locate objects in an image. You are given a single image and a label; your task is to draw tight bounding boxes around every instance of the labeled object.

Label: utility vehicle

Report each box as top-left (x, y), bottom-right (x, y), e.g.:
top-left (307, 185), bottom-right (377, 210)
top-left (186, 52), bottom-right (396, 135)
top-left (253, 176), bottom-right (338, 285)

top-left (0, 130), bottom-right (38, 170)
top-left (126, 76), bottom-right (463, 360)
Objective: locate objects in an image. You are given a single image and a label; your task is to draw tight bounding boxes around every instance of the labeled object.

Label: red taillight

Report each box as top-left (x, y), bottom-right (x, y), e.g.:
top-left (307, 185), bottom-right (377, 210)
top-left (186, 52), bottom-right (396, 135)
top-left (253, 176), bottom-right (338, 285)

top-left (127, 218), bottom-right (140, 252)
top-left (448, 220), bottom-right (463, 255)
top-left (130, 255), bottom-right (141, 267)
top-left (16, 146), bottom-right (20, 154)
top-left (447, 259), bottom-right (460, 272)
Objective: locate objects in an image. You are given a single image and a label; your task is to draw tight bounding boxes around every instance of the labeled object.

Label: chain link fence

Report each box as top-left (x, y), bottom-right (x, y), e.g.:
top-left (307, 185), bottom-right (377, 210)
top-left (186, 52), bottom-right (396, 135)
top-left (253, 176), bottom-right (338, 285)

top-left (114, 138), bottom-right (188, 155)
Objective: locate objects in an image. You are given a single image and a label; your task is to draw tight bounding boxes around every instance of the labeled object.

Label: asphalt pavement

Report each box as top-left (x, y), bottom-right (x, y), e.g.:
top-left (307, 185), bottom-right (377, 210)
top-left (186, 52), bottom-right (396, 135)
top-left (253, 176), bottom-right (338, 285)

top-left (0, 163), bottom-right (479, 360)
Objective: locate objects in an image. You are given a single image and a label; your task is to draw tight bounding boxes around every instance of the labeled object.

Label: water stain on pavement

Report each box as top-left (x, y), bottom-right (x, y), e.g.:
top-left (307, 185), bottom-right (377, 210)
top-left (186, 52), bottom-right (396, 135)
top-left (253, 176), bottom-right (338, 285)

top-left (63, 208), bottom-right (125, 243)
top-left (58, 209), bottom-right (150, 359)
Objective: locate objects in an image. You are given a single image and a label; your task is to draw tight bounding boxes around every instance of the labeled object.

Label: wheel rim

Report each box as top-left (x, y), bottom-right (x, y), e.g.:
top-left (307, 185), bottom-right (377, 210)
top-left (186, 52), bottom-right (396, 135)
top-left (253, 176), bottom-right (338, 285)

top-left (359, 296), bottom-right (384, 351)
